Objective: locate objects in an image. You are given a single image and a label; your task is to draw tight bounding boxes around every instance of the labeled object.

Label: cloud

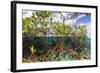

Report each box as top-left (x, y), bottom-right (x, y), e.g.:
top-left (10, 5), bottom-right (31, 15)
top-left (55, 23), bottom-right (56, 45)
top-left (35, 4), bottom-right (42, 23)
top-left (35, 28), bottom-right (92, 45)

top-left (76, 15), bottom-right (91, 25)
top-left (23, 10), bottom-right (32, 18)
top-left (77, 14), bottom-right (86, 20)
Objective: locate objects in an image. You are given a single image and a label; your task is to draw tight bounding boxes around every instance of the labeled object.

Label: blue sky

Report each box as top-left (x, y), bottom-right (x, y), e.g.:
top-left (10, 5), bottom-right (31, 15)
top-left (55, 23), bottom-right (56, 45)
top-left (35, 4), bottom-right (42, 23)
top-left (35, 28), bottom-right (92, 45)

top-left (75, 14), bottom-right (91, 38)
top-left (51, 12), bottom-right (91, 37)
top-left (52, 12), bottom-right (91, 26)
top-left (76, 14), bottom-right (91, 25)
top-left (23, 10), bottom-right (91, 37)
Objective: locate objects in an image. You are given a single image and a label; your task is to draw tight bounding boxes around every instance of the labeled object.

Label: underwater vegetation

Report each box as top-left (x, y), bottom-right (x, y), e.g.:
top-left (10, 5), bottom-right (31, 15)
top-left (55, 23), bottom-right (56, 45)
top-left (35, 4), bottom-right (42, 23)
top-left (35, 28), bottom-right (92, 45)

top-left (23, 36), bottom-right (91, 63)
top-left (22, 10), bottom-right (91, 63)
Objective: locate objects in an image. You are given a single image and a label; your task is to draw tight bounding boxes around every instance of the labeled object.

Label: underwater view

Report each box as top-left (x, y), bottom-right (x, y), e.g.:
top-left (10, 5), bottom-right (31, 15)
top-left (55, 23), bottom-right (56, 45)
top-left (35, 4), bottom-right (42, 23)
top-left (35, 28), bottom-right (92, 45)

top-left (22, 10), bottom-right (91, 63)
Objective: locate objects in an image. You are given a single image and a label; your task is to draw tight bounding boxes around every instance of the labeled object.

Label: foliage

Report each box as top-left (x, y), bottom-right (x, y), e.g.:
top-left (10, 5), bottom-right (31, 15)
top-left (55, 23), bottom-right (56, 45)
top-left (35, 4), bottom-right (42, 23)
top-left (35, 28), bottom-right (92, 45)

top-left (22, 11), bottom-right (91, 63)
top-left (30, 45), bottom-right (36, 54)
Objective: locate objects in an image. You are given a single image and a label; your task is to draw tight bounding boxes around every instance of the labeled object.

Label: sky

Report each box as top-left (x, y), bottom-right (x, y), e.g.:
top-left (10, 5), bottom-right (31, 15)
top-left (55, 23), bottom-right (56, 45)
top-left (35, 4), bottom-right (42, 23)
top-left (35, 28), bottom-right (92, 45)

top-left (23, 10), bottom-right (91, 37)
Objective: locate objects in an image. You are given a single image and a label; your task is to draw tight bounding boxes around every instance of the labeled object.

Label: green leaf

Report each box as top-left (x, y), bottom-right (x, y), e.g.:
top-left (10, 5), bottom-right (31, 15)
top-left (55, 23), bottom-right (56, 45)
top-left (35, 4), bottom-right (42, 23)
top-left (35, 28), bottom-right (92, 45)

top-left (30, 45), bottom-right (36, 54)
